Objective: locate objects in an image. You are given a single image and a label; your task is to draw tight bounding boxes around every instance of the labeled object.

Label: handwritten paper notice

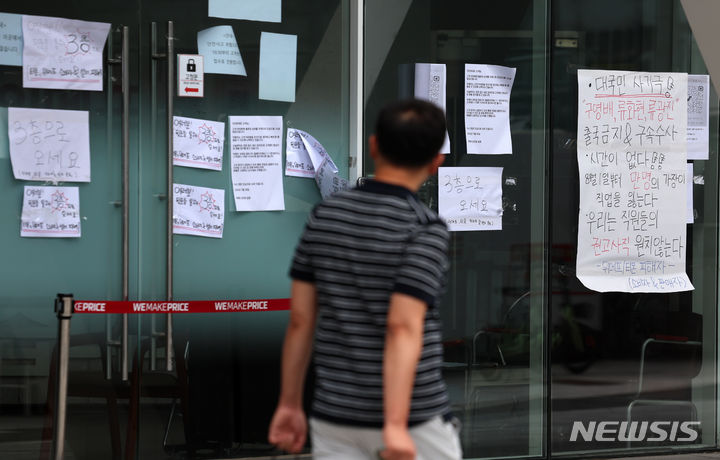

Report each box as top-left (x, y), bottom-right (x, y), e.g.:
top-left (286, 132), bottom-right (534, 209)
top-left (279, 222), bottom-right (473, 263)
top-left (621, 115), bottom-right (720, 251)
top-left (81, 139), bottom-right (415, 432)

top-left (438, 167), bottom-right (503, 232)
top-left (259, 32), bottom-right (296, 103)
top-left (285, 128), bottom-right (348, 198)
top-left (9, 107), bottom-right (91, 182)
top-left (315, 157), bottom-right (349, 199)
top-left (173, 116), bottom-right (225, 171)
top-left (576, 70), bottom-right (693, 293)
top-left (465, 64), bottom-right (516, 155)
top-left (415, 63), bottom-right (451, 153)
top-left (229, 116), bottom-right (285, 211)
top-left (173, 184), bottom-right (225, 238)
top-left (21, 186), bottom-right (80, 237)
top-left (197, 26), bottom-right (247, 76)
top-left (0, 13), bottom-right (22, 66)
top-left (22, 15), bottom-right (110, 91)
top-left (687, 74), bottom-right (710, 160)
top-left (209, 0), bottom-right (282, 23)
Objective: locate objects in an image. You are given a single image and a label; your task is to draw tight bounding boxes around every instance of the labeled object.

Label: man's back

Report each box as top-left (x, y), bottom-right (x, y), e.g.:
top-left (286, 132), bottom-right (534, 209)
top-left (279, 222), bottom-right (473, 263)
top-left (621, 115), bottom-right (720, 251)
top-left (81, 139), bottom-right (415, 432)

top-left (290, 179), bottom-right (451, 427)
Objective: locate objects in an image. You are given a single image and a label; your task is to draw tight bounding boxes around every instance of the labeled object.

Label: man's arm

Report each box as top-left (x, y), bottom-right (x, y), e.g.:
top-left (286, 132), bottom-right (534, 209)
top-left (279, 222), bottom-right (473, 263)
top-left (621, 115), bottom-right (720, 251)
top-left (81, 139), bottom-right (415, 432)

top-left (381, 292), bottom-right (427, 460)
top-left (268, 280), bottom-right (317, 453)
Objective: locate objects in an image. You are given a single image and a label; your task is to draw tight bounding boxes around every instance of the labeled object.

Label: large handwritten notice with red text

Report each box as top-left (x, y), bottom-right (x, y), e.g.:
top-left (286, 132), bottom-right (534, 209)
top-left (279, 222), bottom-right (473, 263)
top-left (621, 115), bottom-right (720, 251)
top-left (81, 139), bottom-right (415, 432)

top-left (576, 70), bottom-right (693, 293)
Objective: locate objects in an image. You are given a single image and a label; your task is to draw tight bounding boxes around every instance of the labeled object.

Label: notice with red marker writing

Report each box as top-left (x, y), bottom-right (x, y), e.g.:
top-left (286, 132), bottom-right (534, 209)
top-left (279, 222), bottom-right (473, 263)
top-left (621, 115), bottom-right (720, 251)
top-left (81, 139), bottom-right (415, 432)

top-left (22, 15), bottom-right (110, 91)
top-left (172, 116), bottom-right (225, 171)
top-left (172, 184), bottom-right (225, 238)
top-left (576, 70), bottom-right (693, 293)
top-left (21, 186), bottom-right (81, 238)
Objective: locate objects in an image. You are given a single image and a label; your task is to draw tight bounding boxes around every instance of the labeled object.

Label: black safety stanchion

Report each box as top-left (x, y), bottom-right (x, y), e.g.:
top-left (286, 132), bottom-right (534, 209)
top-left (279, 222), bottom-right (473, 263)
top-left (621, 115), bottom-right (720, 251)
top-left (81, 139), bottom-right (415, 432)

top-left (52, 293), bottom-right (74, 460)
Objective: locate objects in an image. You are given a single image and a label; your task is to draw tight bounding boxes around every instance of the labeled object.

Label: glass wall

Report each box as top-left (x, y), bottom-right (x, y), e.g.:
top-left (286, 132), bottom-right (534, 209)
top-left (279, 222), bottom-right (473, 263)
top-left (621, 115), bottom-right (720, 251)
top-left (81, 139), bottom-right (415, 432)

top-left (0, 1), bottom-right (350, 459)
top-left (0, 0), bottom-right (718, 459)
top-left (364, 1), bottom-right (549, 458)
top-left (550, 0), bottom-right (719, 457)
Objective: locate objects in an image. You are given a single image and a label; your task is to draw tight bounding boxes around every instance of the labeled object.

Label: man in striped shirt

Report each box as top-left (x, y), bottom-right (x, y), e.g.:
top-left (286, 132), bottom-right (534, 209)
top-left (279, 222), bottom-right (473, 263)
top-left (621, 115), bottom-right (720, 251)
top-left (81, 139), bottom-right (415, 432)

top-left (269, 99), bottom-right (461, 460)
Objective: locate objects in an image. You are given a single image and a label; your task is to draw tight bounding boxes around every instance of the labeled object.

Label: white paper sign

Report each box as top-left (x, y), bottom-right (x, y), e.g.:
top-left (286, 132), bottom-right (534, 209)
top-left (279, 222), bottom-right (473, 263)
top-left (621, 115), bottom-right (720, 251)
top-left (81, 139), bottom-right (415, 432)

top-left (438, 167), bottom-right (503, 231)
top-left (173, 184), bottom-right (225, 238)
top-left (465, 64), bottom-right (516, 155)
top-left (687, 74), bottom-right (710, 160)
top-left (8, 107), bottom-right (91, 182)
top-left (315, 157), bottom-right (349, 199)
top-left (576, 70), bottom-right (693, 293)
top-left (173, 116), bottom-right (225, 171)
top-left (21, 186), bottom-right (80, 237)
top-left (22, 15), bottom-right (110, 91)
top-left (229, 116), bottom-right (285, 211)
top-left (177, 54), bottom-right (204, 97)
top-left (285, 128), bottom-right (348, 198)
top-left (415, 63), bottom-right (451, 154)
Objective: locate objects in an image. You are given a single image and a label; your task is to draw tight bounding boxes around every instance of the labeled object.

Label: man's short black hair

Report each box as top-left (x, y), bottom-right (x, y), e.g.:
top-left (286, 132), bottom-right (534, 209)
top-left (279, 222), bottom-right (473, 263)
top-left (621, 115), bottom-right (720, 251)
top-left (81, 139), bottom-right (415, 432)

top-left (375, 98), bottom-right (447, 168)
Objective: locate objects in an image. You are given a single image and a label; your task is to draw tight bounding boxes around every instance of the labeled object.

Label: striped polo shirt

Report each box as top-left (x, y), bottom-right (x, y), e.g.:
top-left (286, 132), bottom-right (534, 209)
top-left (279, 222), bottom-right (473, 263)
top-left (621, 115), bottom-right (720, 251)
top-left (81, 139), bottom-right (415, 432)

top-left (290, 179), bottom-right (451, 427)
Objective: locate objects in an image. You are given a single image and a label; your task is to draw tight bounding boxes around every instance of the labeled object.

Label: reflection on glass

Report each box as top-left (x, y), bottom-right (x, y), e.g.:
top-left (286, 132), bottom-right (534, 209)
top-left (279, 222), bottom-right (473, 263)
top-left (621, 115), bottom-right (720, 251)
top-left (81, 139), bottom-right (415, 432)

top-left (550, 0), bottom-right (718, 456)
top-left (365, 1), bottom-right (548, 458)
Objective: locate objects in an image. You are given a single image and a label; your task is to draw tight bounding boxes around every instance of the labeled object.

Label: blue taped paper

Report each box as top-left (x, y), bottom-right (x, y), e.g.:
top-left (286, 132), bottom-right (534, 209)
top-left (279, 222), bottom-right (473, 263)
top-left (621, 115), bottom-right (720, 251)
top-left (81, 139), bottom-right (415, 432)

top-left (198, 26), bottom-right (247, 76)
top-left (0, 13), bottom-right (22, 66)
top-left (259, 32), bottom-right (296, 103)
top-left (208, 0), bottom-right (281, 23)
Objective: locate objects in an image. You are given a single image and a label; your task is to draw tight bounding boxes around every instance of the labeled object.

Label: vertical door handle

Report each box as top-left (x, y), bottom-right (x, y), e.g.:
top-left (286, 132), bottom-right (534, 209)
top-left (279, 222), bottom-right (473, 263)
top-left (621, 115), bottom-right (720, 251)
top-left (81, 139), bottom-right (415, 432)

top-left (165, 21), bottom-right (175, 372)
top-left (149, 21), bottom-right (175, 373)
top-left (104, 26), bottom-right (131, 382)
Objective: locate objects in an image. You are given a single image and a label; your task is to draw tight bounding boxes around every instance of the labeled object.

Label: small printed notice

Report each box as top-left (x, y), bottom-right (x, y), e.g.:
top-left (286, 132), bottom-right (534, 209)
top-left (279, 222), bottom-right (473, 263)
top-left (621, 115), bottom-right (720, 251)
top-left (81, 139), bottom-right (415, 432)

top-left (209, 0), bottom-right (282, 23)
top-left (259, 32), bottom-right (297, 103)
top-left (414, 63), bottom-right (451, 154)
top-left (576, 69), bottom-right (693, 293)
top-left (21, 186), bottom-right (81, 237)
top-left (438, 167), bottom-right (503, 232)
top-left (465, 64), bottom-right (516, 155)
top-left (285, 128), bottom-right (348, 198)
top-left (0, 12), bottom-right (22, 66)
top-left (177, 54), bottom-right (204, 97)
top-left (173, 184), bottom-right (225, 238)
top-left (687, 74), bottom-right (709, 160)
top-left (22, 15), bottom-right (110, 91)
top-left (173, 116), bottom-right (225, 171)
top-left (197, 26), bottom-right (246, 76)
top-left (8, 107), bottom-right (91, 182)
top-left (229, 116), bottom-right (285, 211)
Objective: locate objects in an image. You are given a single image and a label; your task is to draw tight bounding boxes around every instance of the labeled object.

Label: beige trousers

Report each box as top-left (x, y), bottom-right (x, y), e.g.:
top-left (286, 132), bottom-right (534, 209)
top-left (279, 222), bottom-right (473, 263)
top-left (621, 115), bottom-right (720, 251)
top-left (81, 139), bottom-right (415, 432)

top-left (310, 415), bottom-right (463, 460)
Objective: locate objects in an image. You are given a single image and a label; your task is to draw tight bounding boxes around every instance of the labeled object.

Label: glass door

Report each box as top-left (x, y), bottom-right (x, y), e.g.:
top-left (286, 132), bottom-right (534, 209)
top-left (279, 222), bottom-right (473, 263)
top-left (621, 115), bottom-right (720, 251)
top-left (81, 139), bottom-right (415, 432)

top-left (363, 1), bottom-right (549, 458)
top-left (549, 0), bottom-right (719, 457)
top-left (0, 1), bottom-right (353, 459)
top-left (132, 1), bottom-right (352, 458)
top-left (0, 2), bottom-right (138, 459)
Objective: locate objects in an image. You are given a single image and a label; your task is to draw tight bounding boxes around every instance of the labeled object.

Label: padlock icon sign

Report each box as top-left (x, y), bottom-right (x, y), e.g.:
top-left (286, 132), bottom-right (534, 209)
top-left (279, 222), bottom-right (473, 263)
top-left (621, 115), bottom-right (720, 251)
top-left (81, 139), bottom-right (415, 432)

top-left (186, 59), bottom-right (196, 72)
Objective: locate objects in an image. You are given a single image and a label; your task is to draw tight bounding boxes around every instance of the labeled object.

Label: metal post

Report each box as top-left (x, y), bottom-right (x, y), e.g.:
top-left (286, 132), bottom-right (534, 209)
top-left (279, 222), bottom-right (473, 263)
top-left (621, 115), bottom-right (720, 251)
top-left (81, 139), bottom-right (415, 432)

top-left (52, 294), bottom-right (74, 460)
top-left (106, 27), bottom-right (117, 382)
top-left (121, 25), bottom-right (130, 382)
top-left (349, 0), bottom-right (364, 183)
top-left (166, 21), bottom-right (175, 372)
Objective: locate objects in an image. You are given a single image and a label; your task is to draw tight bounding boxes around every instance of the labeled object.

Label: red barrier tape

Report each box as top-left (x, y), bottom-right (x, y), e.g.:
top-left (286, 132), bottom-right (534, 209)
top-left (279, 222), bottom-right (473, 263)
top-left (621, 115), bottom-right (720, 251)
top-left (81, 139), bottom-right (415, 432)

top-left (74, 299), bottom-right (291, 314)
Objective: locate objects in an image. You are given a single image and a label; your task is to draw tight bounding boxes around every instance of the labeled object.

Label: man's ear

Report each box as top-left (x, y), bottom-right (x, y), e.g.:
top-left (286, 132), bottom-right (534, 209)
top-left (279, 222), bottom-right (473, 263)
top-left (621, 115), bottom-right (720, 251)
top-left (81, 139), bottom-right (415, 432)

top-left (369, 134), bottom-right (379, 161)
top-left (427, 153), bottom-right (445, 175)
